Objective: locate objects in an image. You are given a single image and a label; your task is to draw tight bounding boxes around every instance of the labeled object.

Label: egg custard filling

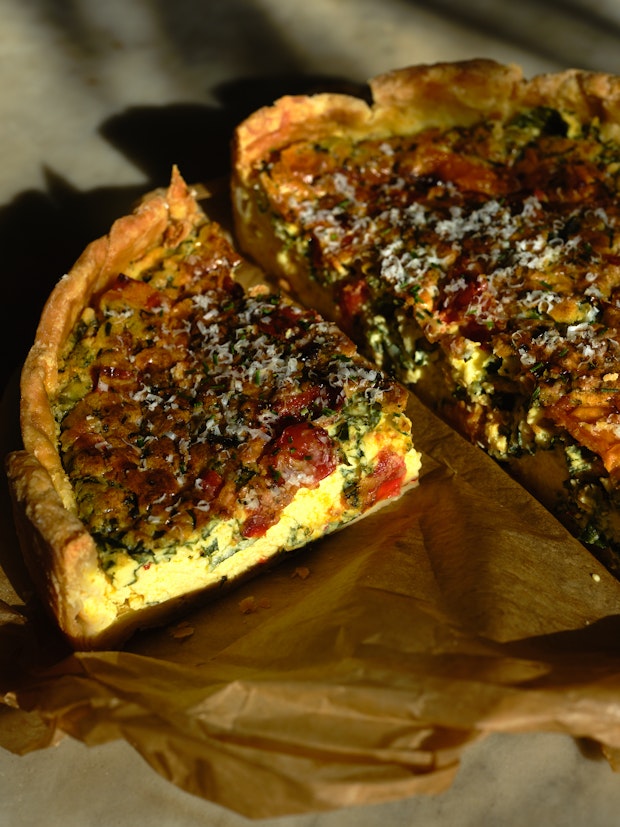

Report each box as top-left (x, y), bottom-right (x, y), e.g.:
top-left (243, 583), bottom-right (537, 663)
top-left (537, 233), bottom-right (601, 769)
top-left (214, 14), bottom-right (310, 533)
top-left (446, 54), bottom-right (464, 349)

top-left (232, 68), bottom-right (620, 574)
top-left (8, 173), bottom-right (419, 647)
top-left (54, 222), bottom-right (418, 587)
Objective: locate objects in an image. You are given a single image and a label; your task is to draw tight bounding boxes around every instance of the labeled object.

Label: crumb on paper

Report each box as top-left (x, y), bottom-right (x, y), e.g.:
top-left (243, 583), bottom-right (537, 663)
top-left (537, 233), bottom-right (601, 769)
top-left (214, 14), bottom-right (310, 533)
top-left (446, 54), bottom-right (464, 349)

top-left (2, 691), bottom-right (18, 709)
top-left (239, 596), bottom-right (257, 614)
top-left (170, 620), bottom-right (195, 640)
top-left (292, 566), bottom-right (311, 580)
top-left (238, 595), bottom-right (271, 614)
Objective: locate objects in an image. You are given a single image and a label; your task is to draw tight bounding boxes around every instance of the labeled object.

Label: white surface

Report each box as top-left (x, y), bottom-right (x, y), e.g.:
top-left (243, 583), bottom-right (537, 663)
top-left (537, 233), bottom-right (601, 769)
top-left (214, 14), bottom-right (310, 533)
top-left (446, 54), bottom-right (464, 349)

top-left (0, 0), bottom-right (564, 203)
top-left (2, 731), bottom-right (620, 826)
top-left (3, 0), bottom-right (620, 824)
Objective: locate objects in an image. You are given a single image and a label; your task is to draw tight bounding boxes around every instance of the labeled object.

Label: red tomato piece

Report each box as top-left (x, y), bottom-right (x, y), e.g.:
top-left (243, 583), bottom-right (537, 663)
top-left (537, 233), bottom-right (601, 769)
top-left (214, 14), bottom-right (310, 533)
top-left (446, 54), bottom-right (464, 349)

top-left (197, 469), bottom-right (223, 500)
top-left (369, 449), bottom-right (407, 505)
top-left (242, 512), bottom-right (273, 539)
top-left (257, 304), bottom-right (305, 337)
top-left (267, 422), bottom-right (337, 486)
top-left (275, 387), bottom-right (322, 418)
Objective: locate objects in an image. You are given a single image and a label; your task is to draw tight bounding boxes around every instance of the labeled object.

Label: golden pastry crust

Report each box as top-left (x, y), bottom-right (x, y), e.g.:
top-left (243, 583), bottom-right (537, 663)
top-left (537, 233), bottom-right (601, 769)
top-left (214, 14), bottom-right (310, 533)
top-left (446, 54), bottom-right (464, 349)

top-left (230, 59), bottom-right (620, 576)
top-left (233, 60), bottom-right (620, 176)
top-left (8, 168), bottom-right (420, 649)
top-left (8, 169), bottom-right (202, 647)
top-left (19, 168), bottom-right (201, 508)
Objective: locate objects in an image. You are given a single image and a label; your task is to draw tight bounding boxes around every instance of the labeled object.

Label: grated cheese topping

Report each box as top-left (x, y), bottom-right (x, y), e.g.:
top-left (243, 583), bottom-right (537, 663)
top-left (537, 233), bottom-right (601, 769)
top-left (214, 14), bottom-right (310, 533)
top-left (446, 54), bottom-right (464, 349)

top-left (257, 108), bottom-right (620, 474)
top-left (53, 221), bottom-right (408, 562)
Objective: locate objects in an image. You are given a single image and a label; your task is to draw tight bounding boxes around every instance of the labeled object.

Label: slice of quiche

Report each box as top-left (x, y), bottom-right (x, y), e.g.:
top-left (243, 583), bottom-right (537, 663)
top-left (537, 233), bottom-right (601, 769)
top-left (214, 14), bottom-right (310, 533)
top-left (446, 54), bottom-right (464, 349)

top-left (6, 169), bottom-right (420, 649)
top-left (231, 59), bottom-right (620, 575)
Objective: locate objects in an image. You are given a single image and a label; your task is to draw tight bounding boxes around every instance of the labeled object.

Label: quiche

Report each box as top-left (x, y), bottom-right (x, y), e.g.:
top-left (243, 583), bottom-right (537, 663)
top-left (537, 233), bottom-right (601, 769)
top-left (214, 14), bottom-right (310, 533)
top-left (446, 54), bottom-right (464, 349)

top-left (6, 169), bottom-right (420, 649)
top-left (231, 58), bottom-right (620, 576)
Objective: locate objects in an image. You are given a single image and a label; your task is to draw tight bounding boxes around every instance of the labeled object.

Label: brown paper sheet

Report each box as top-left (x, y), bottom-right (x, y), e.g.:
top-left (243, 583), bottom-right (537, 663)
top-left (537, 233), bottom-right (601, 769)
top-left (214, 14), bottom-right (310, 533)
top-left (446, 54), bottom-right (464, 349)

top-left (3, 294), bottom-right (620, 817)
top-left (3, 382), bottom-right (620, 818)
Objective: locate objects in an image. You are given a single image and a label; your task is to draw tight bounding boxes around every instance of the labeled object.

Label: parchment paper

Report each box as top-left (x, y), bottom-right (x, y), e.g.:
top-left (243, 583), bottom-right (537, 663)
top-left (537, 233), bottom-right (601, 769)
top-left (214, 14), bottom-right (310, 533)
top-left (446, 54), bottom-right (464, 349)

top-left (3, 361), bottom-right (620, 818)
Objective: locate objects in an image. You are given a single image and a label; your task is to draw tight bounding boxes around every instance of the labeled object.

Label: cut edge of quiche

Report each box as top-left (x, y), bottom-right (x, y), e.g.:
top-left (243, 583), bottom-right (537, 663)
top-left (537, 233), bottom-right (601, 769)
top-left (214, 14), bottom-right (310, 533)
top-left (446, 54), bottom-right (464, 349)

top-left (6, 168), bottom-right (421, 650)
top-left (230, 58), bottom-right (620, 576)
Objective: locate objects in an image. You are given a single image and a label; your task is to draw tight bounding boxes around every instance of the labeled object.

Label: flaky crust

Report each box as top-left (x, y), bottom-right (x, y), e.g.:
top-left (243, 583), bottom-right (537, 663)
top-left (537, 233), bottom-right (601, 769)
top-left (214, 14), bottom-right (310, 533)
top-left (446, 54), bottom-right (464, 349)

top-left (19, 167), bottom-right (202, 508)
top-left (7, 169), bottom-right (206, 648)
top-left (6, 451), bottom-right (105, 644)
top-left (8, 167), bottom-right (420, 649)
top-left (232, 59), bottom-right (620, 177)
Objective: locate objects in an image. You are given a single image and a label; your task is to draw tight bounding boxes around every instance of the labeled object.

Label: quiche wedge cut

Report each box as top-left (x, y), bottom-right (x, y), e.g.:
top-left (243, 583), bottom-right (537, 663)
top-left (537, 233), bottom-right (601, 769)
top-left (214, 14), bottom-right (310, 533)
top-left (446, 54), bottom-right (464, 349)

top-left (6, 169), bottom-right (420, 649)
top-left (231, 59), bottom-right (620, 575)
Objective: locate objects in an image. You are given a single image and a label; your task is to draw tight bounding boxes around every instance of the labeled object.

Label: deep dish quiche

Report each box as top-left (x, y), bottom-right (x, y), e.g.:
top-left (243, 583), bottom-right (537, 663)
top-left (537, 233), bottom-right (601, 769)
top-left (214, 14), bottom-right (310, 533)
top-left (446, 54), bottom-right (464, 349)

top-left (231, 58), bottom-right (620, 575)
top-left (6, 169), bottom-right (420, 649)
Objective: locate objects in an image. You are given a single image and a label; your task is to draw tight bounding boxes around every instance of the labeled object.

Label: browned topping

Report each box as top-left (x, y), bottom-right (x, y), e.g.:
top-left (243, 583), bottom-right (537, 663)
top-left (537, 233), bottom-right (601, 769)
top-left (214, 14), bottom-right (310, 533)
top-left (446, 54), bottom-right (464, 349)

top-left (257, 109), bottom-right (620, 475)
top-left (54, 220), bottom-right (404, 566)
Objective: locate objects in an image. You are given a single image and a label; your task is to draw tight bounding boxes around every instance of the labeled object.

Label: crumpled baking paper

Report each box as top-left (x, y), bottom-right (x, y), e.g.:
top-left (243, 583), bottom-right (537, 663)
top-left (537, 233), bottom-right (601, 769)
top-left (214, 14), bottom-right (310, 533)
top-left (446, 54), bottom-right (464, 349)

top-left (3, 367), bottom-right (620, 818)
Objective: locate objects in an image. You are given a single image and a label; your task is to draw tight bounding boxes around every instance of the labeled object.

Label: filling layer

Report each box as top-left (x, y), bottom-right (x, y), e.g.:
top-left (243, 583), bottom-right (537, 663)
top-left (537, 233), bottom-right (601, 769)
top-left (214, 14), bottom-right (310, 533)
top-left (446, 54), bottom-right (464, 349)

top-left (247, 106), bottom-right (620, 571)
top-left (53, 218), bottom-right (419, 610)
